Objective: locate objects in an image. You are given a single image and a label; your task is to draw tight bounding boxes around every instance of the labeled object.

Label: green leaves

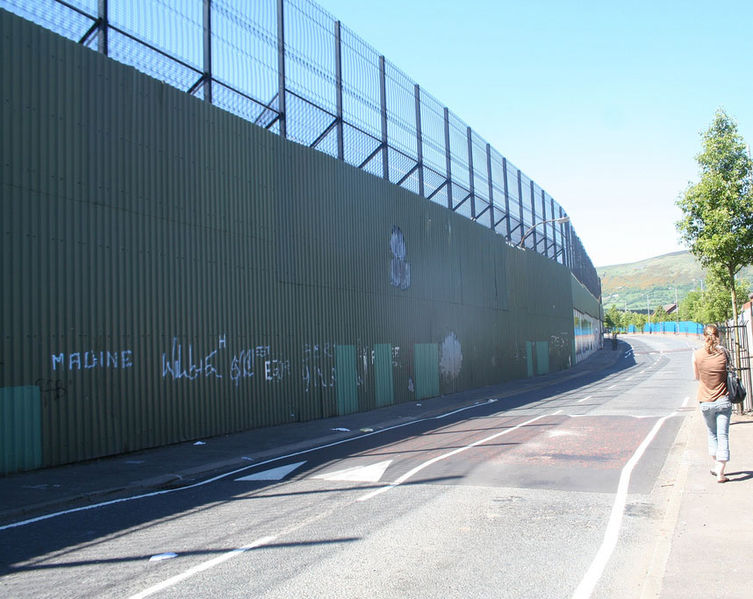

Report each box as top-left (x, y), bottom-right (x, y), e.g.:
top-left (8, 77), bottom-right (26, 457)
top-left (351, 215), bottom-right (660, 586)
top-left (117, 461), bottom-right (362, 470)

top-left (676, 109), bottom-right (753, 317)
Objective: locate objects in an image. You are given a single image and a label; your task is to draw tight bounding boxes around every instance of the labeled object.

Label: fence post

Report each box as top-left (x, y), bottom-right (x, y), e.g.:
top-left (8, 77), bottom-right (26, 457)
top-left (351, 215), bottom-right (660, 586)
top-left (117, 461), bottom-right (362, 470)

top-left (467, 127), bottom-right (475, 219)
top-left (97, 0), bottom-right (108, 56)
top-left (444, 107), bottom-right (452, 209)
top-left (540, 189), bottom-right (547, 256)
top-left (502, 157), bottom-right (511, 240)
top-left (516, 170), bottom-right (524, 244)
top-left (276, 0), bottom-right (286, 138)
top-left (203, 0), bottom-right (212, 103)
top-left (486, 143), bottom-right (494, 230)
top-left (529, 180), bottom-right (537, 251)
top-left (379, 55), bottom-right (389, 180)
top-left (334, 21), bottom-right (344, 160)
top-left (414, 84), bottom-right (424, 197)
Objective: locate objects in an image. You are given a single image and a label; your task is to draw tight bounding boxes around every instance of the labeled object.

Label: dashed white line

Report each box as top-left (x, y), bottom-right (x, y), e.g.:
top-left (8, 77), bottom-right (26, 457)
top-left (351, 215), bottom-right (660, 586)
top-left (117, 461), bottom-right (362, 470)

top-left (577, 395), bottom-right (593, 403)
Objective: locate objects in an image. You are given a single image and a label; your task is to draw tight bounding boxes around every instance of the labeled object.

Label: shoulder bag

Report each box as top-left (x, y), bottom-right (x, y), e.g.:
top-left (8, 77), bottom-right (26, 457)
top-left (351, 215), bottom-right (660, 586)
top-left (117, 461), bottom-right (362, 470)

top-left (725, 349), bottom-right (747, 404)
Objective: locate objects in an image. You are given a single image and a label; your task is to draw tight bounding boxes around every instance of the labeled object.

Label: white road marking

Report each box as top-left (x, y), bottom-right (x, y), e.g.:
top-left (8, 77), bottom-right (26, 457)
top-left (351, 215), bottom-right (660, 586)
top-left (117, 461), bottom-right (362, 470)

top-left (235, 461), bottom-right (306, 482)
top-left (149, 553), bottom-right (178, 562)
top-left (312, 460), bottom-right (392, 483)
top-left (0, 398), bottom-right (501, 531)
top-left (435, 398), bottom-right (497, 419)
top-left (357, 412), bottom-right (555, 502)
top-left (607, 384), bottom-right (616, 390)
top-left (128, 536), bottom-right (277, 599)
top-left (571, 412), bottom-right (675, 599)
top-left (577, 395), bottom-right (593, 403)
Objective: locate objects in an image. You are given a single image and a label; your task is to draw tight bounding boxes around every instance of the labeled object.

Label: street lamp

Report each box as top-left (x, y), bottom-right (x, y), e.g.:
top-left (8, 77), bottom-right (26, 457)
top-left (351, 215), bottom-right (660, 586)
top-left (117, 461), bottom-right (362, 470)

top-left (518, 216), bottom-right (571, 248)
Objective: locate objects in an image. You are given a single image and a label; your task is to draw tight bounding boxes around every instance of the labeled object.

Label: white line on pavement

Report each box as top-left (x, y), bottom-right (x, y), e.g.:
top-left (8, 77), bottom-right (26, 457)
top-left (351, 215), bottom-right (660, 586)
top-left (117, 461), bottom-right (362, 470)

top-left (571, 412), bottom-right (675, 599)
top-left (0, 398), bottom-right (501, 531)
top-left (127, 536), bottom-right (277, 599)
top-left (577, 395), bottom-right (593, 403)
top-left (357, 411), bottom-right (557, 502)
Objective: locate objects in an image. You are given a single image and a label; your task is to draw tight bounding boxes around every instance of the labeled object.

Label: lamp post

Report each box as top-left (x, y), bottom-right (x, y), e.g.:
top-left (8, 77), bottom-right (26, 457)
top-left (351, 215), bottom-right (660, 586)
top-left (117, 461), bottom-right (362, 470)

top-left (518, 216), bottom-right (570, 248)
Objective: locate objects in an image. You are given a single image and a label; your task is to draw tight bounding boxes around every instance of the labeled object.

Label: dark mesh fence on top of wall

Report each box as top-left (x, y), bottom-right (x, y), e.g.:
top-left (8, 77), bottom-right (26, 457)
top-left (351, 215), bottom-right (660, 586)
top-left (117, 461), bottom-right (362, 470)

top-left (1, 0), bottom-right (601, 298)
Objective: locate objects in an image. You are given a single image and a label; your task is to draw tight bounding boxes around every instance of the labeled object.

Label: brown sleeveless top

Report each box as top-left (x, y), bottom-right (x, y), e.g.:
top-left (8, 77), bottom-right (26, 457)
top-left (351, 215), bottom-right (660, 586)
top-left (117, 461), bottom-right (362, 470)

top-left (694, 347), bottom-right (728, 402)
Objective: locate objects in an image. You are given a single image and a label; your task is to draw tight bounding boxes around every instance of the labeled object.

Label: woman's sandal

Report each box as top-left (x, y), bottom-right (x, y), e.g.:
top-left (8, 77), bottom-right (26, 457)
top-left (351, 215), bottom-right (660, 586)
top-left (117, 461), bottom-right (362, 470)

top-left (717, 475), bottom-right (729, 483)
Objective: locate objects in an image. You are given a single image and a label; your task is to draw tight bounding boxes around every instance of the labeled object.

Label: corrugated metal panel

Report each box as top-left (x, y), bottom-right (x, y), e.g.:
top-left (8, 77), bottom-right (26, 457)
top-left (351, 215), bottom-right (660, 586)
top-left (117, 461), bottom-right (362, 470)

top-left (1, 10), bottom-right (596, 469)
top-left (373, 344), bottom-right (394, 407)
top-left (1, 387), bottom-right (42, 474)
top-left (414, 344), bottom-right (439, 400)
top-left (335, 345), bottom-right (357, 415)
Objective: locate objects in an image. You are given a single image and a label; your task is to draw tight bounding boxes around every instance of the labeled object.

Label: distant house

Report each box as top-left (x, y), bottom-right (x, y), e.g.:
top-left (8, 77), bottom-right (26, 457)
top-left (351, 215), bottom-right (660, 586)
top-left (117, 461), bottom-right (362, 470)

top-left (663, 303), bottom-right (678, 315)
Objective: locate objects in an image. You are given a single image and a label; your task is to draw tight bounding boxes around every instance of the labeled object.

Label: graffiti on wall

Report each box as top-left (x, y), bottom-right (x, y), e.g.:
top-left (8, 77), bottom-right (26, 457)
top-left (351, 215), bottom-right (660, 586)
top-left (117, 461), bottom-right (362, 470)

top-left (47, 337), bottom-right (410, 394)
top-left (389, 226), bottom-right (411, 290)
top-left (51, 350), bottom-right (134, 371)
top-left (439, 332), bottom-right (462, 380)
top-left (574, 309), bottom-right (600, 362)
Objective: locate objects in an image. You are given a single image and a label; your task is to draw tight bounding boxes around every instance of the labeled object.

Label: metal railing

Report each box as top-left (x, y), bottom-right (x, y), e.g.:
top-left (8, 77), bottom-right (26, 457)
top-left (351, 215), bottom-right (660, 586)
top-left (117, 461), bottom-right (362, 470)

top-left (719, 324), bottom-right (752, 413)
top-left (2, 0), bottom-right (601, 298)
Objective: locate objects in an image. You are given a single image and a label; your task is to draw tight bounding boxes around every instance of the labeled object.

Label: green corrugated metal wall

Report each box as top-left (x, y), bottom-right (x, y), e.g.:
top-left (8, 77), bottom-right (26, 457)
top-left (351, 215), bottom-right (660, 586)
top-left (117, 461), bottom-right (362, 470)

top-left (0, 10), bottom-right (597, 471)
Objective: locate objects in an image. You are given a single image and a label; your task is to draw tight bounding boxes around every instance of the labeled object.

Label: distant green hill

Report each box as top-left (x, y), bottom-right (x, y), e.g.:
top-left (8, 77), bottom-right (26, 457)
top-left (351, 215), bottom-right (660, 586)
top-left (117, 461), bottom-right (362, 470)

top-left (598, 251), bottom-right (753, 311)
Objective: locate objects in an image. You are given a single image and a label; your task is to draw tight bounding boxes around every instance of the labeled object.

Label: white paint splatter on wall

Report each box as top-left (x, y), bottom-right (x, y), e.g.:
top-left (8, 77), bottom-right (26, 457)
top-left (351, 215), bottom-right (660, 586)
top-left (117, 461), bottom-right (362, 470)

top-left (389, 225), bottom-right (411, 290)
top-left (439, 332), bottom-right (462, 379)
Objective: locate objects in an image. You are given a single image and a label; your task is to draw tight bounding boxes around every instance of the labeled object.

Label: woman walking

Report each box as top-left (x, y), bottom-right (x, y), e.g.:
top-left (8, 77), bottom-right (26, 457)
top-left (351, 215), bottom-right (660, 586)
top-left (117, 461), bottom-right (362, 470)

top-left (692, 324), bottom-right (732, 483)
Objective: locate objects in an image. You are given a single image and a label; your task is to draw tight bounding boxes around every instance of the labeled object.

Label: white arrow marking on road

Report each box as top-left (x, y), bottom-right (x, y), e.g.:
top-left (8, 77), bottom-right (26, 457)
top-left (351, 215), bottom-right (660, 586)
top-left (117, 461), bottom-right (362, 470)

top-left (312, 460), bottom-right (393, 483)
top-left (235, 461), bottom-right (306, 481)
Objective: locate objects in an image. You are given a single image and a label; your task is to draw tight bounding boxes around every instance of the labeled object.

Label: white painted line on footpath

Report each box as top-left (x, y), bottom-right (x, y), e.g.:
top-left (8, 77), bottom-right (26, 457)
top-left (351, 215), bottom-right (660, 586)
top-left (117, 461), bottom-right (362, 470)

top-left (127, 536), bottom-right (277, 599)
top-left (571, 412), bottom-right (675, 599)
top-left (577, 395), bottom-right (593, 403)
top-left (607, 384), bottom-right (616, 390)
top-left (357, 411), bottom-right (558, 502)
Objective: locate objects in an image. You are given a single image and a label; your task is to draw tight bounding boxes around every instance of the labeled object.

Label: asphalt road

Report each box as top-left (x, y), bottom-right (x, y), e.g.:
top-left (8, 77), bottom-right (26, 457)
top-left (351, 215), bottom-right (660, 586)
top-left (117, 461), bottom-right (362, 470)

top-left (0, 335), bottom-right (700, 598)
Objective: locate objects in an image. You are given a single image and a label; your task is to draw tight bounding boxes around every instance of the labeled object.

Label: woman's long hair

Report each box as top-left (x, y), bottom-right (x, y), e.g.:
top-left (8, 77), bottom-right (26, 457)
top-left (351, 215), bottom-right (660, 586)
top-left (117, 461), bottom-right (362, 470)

top-left (703, 324), bottom-right (721, 354)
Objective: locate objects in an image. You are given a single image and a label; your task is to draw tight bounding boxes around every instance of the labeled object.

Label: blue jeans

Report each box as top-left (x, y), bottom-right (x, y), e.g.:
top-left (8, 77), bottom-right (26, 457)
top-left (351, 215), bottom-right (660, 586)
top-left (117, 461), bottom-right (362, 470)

top-left (700, 398), bottom-right (732, 462)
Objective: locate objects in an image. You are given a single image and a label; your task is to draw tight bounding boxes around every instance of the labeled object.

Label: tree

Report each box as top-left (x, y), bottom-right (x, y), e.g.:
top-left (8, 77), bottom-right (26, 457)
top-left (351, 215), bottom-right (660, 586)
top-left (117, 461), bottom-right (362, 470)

top-left (604, 304), bottom-right (622, 331)
top-left (653, 305), bottom-right (669, 323)
top-left (676, 109), bottom-right (753, 356)
top-left (678, 272), bottom-right (752, 324)
top-left (679, 290), bottom-right (704, 322)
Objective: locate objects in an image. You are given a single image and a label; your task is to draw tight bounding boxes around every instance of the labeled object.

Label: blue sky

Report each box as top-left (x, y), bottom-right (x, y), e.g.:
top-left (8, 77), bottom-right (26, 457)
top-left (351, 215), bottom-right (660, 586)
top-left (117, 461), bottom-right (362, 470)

top-left (314, 0), bottom-right (753, 267)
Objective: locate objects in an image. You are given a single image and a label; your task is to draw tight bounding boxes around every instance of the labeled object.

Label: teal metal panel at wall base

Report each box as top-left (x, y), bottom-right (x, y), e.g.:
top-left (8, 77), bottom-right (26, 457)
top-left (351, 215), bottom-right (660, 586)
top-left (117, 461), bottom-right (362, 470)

top-left (526, 343), bottom-right (534, 378)
top-left (335, 346), bottom-right (358, 415)
top-left (414, 344), bottom-right (439, 400)
top-left (374, 344), bottom-right (394, 407)
top-left (536, 342), bottom-right (550, 375)
top-left (1, 387), bottom-right (42, 474)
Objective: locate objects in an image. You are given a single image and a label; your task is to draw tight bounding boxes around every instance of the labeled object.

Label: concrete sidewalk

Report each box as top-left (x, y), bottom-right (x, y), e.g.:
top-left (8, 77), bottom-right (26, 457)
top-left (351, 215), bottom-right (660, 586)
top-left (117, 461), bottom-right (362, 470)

top-left (649, 407), bottom-right (753, 599)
